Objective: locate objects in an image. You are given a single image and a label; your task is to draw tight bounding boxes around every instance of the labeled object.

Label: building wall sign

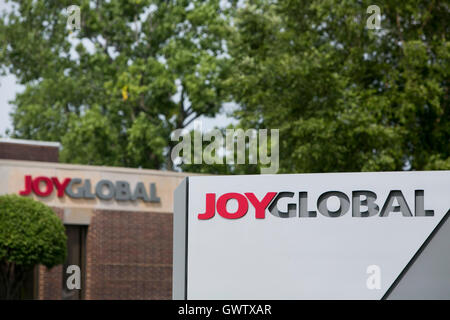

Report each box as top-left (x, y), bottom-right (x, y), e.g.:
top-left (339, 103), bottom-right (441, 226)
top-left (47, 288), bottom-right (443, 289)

top-left (19, 175), bottom-right (160, 203)
top-left (173, 171), bottom-right (450, 300)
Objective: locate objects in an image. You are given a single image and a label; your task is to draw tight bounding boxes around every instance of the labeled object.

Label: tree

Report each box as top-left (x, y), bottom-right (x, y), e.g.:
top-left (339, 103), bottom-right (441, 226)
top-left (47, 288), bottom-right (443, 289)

top-left (0, 0), bottom-right (232, 170)
top-left (227, 0), bottom-right (449, 173)
top-left (0, 195), bottom-right (67, 300)
top-left (2, 1), bottom-right (448, 174)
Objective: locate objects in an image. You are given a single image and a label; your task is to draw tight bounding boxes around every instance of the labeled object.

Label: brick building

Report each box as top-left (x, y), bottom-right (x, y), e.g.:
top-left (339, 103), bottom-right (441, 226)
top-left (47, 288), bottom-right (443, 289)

top-left (0, 138), bottom-right (189, 299)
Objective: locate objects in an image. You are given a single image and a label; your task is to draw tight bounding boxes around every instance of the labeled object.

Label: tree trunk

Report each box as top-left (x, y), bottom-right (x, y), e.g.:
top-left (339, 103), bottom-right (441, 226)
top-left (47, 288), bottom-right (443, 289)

top-left (0, 261), bottom-right (29, 300)
top-left (166, 140), bottom-right (176, 171)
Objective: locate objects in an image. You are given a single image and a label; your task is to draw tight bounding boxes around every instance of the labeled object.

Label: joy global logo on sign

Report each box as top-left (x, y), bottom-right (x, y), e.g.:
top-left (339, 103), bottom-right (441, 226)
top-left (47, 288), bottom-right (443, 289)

top-left (197, 189), bottom-right (435, 219)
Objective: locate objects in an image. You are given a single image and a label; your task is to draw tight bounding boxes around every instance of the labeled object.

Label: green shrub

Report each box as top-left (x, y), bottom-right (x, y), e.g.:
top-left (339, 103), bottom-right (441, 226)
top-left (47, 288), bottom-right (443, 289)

top-left (0, 195), bottom-right (67, 299)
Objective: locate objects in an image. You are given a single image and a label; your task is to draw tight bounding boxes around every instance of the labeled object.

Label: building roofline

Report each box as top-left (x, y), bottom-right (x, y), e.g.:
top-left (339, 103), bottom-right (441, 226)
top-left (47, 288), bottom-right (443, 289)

top-left (0, 159), bottom-right (204, 177)
top-left (0, 138), bottom-right (62, 149)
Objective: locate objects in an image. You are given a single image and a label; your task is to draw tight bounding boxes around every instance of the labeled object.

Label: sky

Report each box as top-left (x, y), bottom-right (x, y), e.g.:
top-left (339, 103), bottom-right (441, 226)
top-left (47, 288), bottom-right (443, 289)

top-left (0, 0), bottom-right (17, 136)
top-left (0, 74), bottom-right (18, 136)
top-left (0, 0), bottom-right (236, 138)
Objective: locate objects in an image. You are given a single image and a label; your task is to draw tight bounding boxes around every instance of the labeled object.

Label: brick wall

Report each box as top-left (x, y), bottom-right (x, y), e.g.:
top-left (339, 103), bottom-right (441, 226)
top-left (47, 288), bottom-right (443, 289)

top-left (0, 142), bottom-right (59, 162)
top-left (38, 208), bottom-right (173, 300)
top-left (38, 265), bottom-right (63, 300)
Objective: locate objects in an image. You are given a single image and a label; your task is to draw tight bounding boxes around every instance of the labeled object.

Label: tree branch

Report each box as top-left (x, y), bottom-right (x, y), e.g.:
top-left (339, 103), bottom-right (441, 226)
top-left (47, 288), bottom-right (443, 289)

top-left (183, 112), bottom-right (201, 127)
top-left (396, 12), bottom-right (404, 47)
top-left (176, 86), bottom-right (186, 129)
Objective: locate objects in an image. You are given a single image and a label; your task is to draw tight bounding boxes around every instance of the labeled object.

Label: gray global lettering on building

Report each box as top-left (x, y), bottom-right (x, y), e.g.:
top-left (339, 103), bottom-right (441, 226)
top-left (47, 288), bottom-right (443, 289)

top-left (64, 179), bottom-right (160, 202)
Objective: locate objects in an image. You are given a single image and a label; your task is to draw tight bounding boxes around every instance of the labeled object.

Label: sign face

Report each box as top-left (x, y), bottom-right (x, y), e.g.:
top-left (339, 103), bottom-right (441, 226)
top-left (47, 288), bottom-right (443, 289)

top-left (173, 171), bottom-right (450, 299)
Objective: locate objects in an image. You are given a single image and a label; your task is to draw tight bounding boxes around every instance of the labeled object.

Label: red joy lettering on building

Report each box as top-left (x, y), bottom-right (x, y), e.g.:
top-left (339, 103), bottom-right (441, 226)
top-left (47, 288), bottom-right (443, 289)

top-left (19, 175), bottom-right (71, 198)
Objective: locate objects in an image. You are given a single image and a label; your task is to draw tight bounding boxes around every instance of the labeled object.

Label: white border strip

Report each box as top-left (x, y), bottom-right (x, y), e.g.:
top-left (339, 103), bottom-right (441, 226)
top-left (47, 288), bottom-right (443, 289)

top-left (0, 138), bottom-right (61, 148)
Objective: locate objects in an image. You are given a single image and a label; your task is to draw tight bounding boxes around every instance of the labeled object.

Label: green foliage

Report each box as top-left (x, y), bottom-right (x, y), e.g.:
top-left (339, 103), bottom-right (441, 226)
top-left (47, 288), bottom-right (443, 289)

top-left (0, 195), bottom-right (67, 268)
top-left (0, 0), bottom-right (232, 170)
top-left (227, 0), bottom-right (449, 172)
top-left (1, 0), bottom-right (449, 173)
